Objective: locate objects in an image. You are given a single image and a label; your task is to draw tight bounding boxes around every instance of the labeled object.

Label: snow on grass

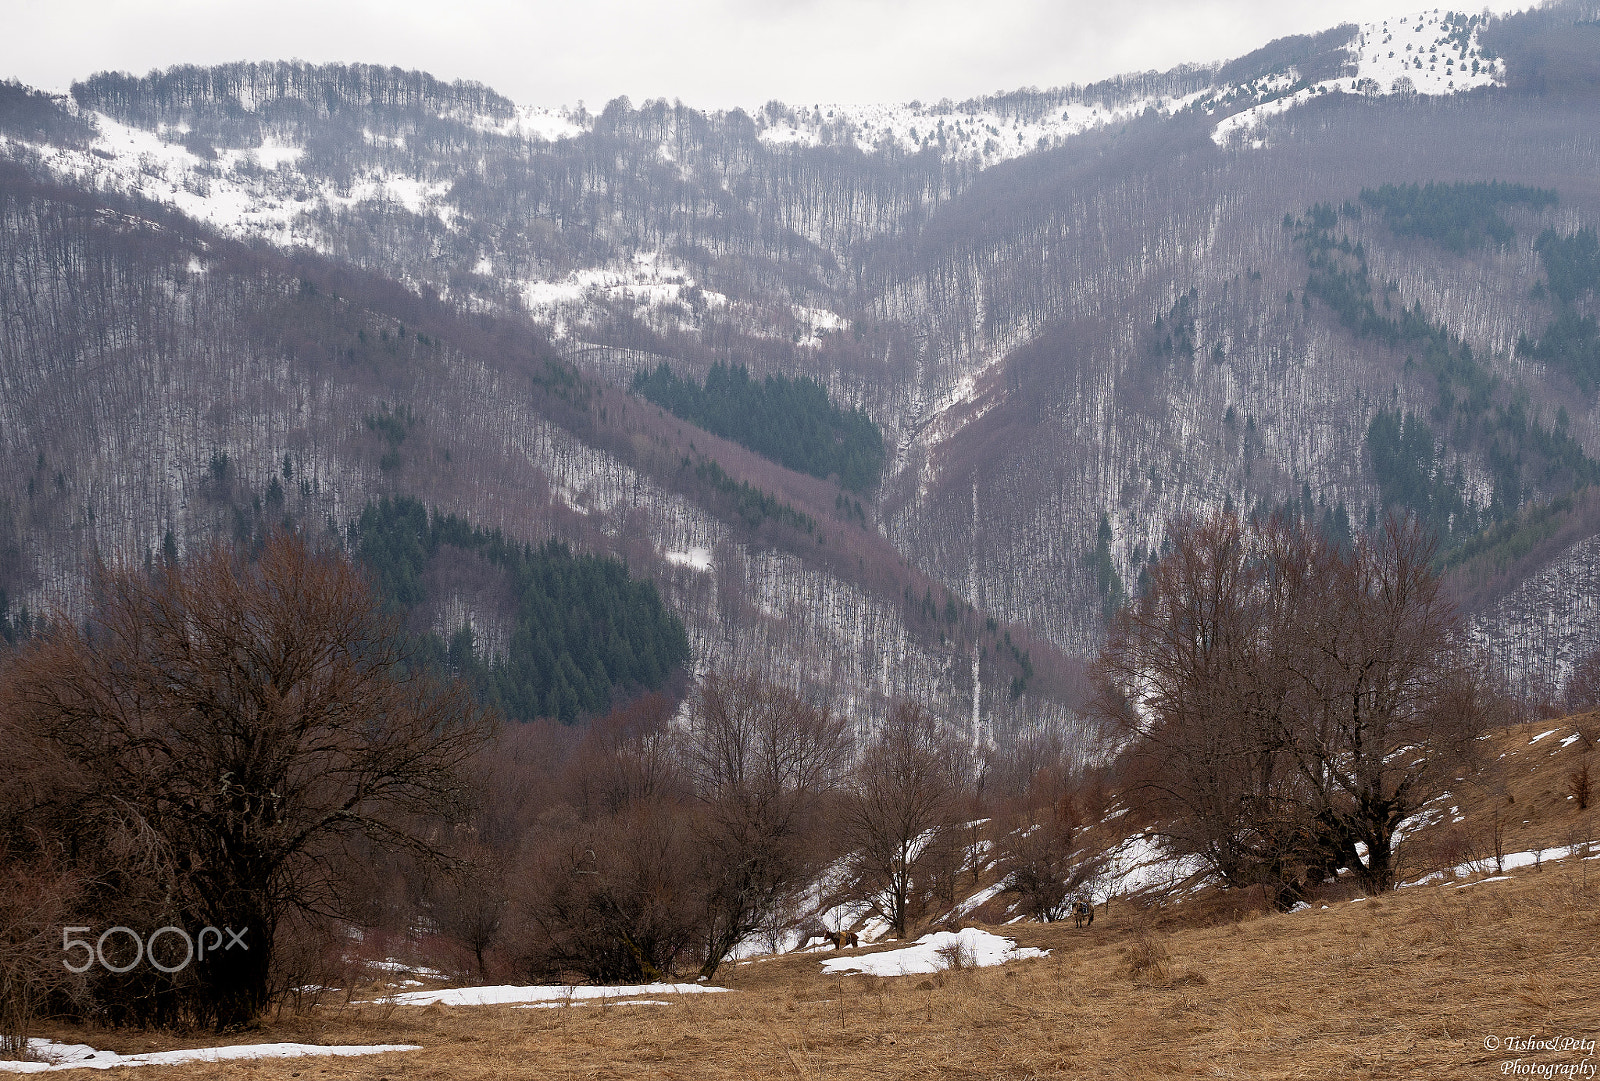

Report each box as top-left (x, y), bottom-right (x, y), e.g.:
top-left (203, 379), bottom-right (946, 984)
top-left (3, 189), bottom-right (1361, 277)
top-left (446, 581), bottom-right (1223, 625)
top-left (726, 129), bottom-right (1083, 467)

top-left (947, 879), bottom-right (1009, 921)
top-left (518, 251), bottom-right (729, 340)
top-left (11, 112), bottom-right (464, 249)
top-left (364, 959), bottom-right (448, 978)
top-left (1529, 728), bottom-right (1562, 745)
top-left (385, 981), bottom-right (734, 1007)
top-left (819, 928), bottom-right (1046, 977)
top-left (1, 1040), bottom-right (420, 1073)
top-left (471, 104), bottom-right (587, 142)
top-left (1560, 733), bottom-right (1583, 749)
top-left (518, 998), bottom-right (672, 1009)
top-left (1401, 843), bottom-right (1593, 887)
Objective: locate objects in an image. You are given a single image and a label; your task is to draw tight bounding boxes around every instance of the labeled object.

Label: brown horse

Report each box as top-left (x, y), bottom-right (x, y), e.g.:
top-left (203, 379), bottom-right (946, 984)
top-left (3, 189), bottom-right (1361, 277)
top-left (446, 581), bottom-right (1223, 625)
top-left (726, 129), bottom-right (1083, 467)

top-left (1073, 899), bottom-right (1094, 929)
top-left (835, 930), bottom-right (859, 949)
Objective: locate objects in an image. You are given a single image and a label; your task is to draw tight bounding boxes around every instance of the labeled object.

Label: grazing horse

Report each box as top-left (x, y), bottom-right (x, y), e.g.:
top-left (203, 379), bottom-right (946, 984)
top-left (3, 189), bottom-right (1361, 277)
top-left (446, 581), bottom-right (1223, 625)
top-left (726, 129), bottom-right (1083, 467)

top-left (835, 930), bottom-right (859, 949)
top-left (1073, 899), bottom-right (1094, 929)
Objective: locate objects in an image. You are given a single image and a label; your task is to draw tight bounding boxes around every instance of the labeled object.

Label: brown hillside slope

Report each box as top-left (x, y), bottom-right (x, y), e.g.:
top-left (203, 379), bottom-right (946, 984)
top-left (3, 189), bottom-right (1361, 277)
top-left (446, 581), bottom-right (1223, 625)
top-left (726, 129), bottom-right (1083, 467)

top-left (20, 716), bottom-right (1599, 1078)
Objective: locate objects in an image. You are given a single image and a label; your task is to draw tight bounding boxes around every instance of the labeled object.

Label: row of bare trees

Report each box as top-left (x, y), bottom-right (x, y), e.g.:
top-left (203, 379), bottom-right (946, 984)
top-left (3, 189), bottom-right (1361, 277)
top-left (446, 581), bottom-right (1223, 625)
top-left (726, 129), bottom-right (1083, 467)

top-left (485, 687), bottom-right (1014, 984)
top-left (1094, 512), bottom-right (1491, 906)
top-left (0, 531), bottom-right (1099, 1047)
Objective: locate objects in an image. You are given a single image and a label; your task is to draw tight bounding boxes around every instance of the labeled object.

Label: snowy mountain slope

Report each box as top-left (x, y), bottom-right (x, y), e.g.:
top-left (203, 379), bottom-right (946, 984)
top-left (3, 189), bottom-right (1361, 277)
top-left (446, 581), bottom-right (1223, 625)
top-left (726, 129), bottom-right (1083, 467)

top-left (751, 91), bottom-right (1208, 167)
top-left (1213, 8), bottom-right (1511, 145)
top-left (2, 0), bottom-right (1599, 720)
top-left (0, 166), bottom-right (1084, 737)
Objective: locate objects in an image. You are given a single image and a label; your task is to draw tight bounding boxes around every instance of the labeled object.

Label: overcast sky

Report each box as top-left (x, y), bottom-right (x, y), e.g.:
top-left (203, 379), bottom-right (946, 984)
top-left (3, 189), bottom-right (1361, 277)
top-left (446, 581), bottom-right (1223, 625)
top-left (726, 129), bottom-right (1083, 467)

top-left (0, 1), bottom-right (1532, 109)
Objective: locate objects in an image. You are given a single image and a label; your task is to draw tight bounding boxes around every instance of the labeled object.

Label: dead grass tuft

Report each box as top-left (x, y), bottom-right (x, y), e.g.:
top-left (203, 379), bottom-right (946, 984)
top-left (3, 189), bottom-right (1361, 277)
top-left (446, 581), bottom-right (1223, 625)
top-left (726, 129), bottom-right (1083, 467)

top-left (1121, 929), bottom-right (1172, 983)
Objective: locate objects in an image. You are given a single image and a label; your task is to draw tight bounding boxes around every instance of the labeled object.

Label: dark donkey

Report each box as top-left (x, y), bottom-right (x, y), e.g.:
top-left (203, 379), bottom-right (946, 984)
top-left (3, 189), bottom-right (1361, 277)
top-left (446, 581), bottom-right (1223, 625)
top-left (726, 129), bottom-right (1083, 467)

top-left (1072, 899), bottom-right (1094, 929)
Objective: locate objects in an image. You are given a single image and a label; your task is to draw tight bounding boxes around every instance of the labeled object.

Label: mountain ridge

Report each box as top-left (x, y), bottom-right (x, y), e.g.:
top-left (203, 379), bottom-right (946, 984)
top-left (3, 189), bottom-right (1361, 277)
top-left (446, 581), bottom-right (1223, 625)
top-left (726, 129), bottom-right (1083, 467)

top-left (3, 0), bottom-right (1600, 731)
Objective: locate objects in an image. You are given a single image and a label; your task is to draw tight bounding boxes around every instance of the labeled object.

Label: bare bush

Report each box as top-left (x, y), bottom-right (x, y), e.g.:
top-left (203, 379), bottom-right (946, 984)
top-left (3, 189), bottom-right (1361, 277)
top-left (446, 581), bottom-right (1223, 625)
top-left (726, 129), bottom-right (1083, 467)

top-left (934, 939), bottom-right (974, 971)
top-left (508, 699), bottom-right (700, 983)
top-left (1569, 764), bottom-right (1592, 811)
top-left (997, 814), bottom-right (1103, 922)
top-left (0, 859), bottom-right (79, 1060)
top-left (1122, 931), bottom-right (1171, 982)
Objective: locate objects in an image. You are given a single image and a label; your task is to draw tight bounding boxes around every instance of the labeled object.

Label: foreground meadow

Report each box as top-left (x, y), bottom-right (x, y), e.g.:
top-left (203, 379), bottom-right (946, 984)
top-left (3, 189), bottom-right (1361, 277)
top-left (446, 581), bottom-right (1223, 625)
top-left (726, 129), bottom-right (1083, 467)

top-left (19, 855), bottom-right (1598, 1080)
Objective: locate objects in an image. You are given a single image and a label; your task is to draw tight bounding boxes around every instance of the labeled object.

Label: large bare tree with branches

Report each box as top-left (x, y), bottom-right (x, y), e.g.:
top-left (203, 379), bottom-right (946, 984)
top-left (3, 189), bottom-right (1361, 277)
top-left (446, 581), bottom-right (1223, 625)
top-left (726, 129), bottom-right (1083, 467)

top-left (683, 673), bottom-right (851, 977)
top-left (1095, 513), bottom-right (1483, 904)
top-left (1, 532), bottom-right (493, 1028)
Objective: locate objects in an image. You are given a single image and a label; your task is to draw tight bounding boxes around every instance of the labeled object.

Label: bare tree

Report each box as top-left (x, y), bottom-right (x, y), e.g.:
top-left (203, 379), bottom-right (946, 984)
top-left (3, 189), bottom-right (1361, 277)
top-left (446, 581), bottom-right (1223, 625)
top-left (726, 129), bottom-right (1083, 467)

top-left (508, 695), bottom-right (701, 983)
top-left (682, 672), bottom-right (851, 978)
top-left (1282, 516), bottom-right (1484, 893)
top-left (514, 735), bottom-right (695, 981)
top-left (425, 836), bottom-right (507, 983)
top-left (1095, 512), bottom-right (1482, 902)
top-left (996, 814), bottom-right (1103, 922)
top-left (841, 701), bottom-right (969, 938)
top-left (1093, 513), bottom-right (1310, 906)
top-left (0, 532), bottom-right (493, 1029)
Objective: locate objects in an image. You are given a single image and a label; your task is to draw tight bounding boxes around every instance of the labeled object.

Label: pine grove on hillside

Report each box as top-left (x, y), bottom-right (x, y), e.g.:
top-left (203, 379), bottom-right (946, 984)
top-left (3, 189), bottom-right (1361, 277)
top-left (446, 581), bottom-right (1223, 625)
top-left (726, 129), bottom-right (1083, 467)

top-left (632, 362), bottom-right (885, 494)
top-left (354, 496), bottom-right (689, 724)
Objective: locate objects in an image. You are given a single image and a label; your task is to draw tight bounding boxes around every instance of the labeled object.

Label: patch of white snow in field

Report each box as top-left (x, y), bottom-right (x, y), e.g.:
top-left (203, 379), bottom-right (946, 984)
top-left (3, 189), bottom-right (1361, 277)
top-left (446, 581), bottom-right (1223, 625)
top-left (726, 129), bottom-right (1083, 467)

top-left (473, 105), bottom-right (587, 142)
top-left (2, 1041), bottom-right (419, 1072)
top-left (1529, 728), bottom-right (1562, 745)
top-left (819, 928), bottom-right (1045, 977)
top-left (1560, 733), bottom-right (1583, 749)
top-left (519, 251), bottom-right (726, 338)
top-left (1401, 844), bottom-right (1589, 887)
top-left (1099, 832), bottom-right (1208, 899)
top-left (753, 93), bottom-right (1200, 167)
top-left (1455, 875), bottom-right (1513, 888)
top-left (364, 959), bottom-right (447, 977)
top-left (386, 982), bottom-right (733, 1006)
top-left (519, 998), bottom-right (671, 1009)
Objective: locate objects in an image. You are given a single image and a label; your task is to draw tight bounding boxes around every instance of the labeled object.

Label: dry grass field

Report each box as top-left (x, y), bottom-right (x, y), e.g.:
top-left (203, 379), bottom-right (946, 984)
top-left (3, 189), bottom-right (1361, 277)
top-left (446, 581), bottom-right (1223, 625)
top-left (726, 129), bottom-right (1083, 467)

top-left (18, 721), bottom-right (1600, 1079)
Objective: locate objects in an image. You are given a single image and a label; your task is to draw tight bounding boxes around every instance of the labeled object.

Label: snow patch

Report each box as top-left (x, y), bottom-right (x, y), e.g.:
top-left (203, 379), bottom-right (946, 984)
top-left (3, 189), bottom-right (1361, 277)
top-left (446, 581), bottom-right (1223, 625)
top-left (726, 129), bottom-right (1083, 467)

top-left (1212, 7), bottom-right (1521, 147)
top-left (818, 928), bottom-right (1046, 977)
top-left (665, 547), bottom-right (714, 572)
top-left (385, 981), bottom-right (733, 1007)
top-left (754, 93), bottom-right (1205, 168)
top-left (1, 1041), bottom-right (419, 1073)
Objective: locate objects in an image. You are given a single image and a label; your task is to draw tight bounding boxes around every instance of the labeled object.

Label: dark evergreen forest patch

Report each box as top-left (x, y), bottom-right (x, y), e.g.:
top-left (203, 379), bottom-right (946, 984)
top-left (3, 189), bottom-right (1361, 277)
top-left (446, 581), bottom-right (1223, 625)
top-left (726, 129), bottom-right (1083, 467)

top-left (632, 361), bottom-right (885, 493)
top-left (1519, 227), bottom-right (1600, 392)
top-left (354, 496), bottom-right (689, 724)
top-left (1359, 181), bottom-right (1557, 253)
